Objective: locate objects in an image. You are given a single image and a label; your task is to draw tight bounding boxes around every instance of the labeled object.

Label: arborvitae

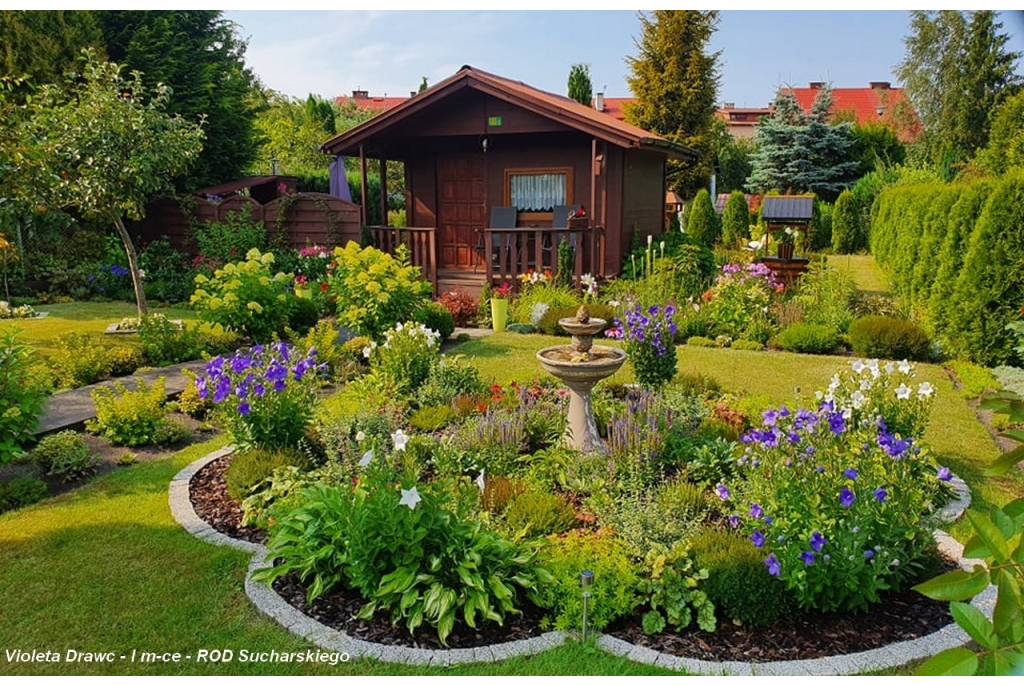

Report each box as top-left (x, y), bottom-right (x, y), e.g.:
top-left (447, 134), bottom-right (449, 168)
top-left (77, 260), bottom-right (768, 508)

top-left (831, 190), bottom-right (859, 254)
top-left (720, 191), bottom-right (749, 248)
top-left (686, 188), bottom-right (719, 247)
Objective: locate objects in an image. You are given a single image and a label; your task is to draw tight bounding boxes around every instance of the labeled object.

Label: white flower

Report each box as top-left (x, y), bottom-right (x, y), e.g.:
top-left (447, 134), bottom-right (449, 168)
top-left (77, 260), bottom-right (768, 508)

top-left (898, 359), bottom-right (912, 374)
top-left (859, 379), bottom-right (872, 391)
top-left (850, 390), bottom-right (866, 408)
top-left (918, 382), bottom-right (934, 398)
top-left (895, 383), bottom-right (912, 400)
top-left (884, 362), bottom-right (895, 374)
top-left (355, 430), bottom-right (366, 443)
top-left (362, 342), bottom-right (376, 359)
top-left (476, 469), bottom-right (486, 493)
top-left (866, 359), bottom-right (880, 378)
top-left (399, 486), bottom-right (421, 510)
top-left (530, 302), bottom-right (550, 325)
top-left (358, 449), bottom-right (374, 467)
top-left (851, 360), bottom-right (865, 374)
top-left (391, 429), bottom-right (410, 452)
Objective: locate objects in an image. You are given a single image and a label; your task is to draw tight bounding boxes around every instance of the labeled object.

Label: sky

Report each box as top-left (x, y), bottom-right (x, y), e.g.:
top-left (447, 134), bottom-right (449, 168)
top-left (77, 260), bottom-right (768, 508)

top-left (225, 10), bottom-right (1024, 108)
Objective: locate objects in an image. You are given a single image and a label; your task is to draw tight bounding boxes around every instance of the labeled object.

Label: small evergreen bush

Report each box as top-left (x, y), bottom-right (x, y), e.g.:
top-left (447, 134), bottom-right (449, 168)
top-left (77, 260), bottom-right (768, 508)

top-left (408, 405), bottom-right (458, 433)
top-left (32, 430), bottom-right (100, 482)
top-left (285, 296), bottom-right (321, 335)
top-left (0, 475), bottom-right (48, 513)
top-left (731, 339), bottom-right (765, 351)
top-left (503, 491), bottom-right (577, 538)
top-left (775, 322), bottom-right (841, 354)
top-left (225, 447), bottom-right (310, 501)
top-left (412, 301), bottom-right (455, 342)
top-left (720, 190), bottom-right (750, 248)
top-left (831, 190), bottom-right (859, 254)
top-left (686, 188), bottom-right (720, 247)
top-left (49, 333), bottom-right (111, 389)
top-left (689, 528), bottom-right (796, 627)
top-left (105, 345), bottom-right (144, 376)
top-left (848, 315), bottom-right (932, 361)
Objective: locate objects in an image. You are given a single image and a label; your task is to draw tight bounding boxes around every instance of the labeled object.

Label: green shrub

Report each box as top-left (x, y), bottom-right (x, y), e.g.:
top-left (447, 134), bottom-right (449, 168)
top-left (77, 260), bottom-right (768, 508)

top-left (191, 249), bottom-right (295, 342)
top-left (792, 260), bottom-right (855, 333)
top-left (720, 190), bottom-right (750, 248)
top-left (503, 491), bottom-right (577, 538)
top-left (686, 188), bottom-right (720, 247)
top-left (49, 333), bottom-right (111, 389)
top-left (831, 190), bottom-right (859, 254)
top-left (689, 528), bottom-right (796, 627)
top-left (638, 544), bottom-right (716, 634)
top-left (535, 529), bottom-right (642, 631)
top-left (365, 322), bottom-right (441, 395)
top-left (437, 290), bottom-right (478, 327)
top-left (731, 339), bottom-right (765, 351)
top-left (285, 295), bottom-right (321, 335)
top-left (948, 360), bottom-right (1000, 400)
top-left (105, 345), bottom-right (144, 376)
top-left (137, 314), bottom-right (203, 366)
top-left (480, 476), bottom-right (526, 514)
top-left (675, 309), bottom-right (712, 341)
top-left (537, 303), bottom-right (617, 336)
top-left (326, 242), bottom-right (433, 339)
top-left (191, 205), bottom-right (268, 270)
top-left (415, 355), bottom-right (486, 408)
top-left (32, 430), bottom-right (100, 482)
top-left (848, 315), bottom-right (932, 361)
top-left (408, 405), bottom-right (458, 433)
top-left (589, 485), bottom-right (705, 556)
top-left (411, 300), bottom-right (455, 342)
top-left (0, 475), bottom-right (49, 513)
top-left (509, 280), bottom-right (579, 325)
top-left (687, 336), bottom-right (716, 348)
top-left (775, 322), bottom-right (841, 354)
top-left (177, 369), bottom-right (214, 419)
top-left (0, 331), bottom-right (48, 465)
top-left (672, 371), bottom-right (721, 398)
top-left (88, 377), bottom-right (176, 447)
top-left (138, 236), bottom-right (192, 303)
top-left (225, 447), bottom-right (310, 501)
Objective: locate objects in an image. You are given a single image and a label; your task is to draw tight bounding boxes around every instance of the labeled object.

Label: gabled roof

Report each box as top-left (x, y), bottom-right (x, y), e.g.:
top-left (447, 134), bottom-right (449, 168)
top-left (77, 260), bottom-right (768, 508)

top-left (784, 82), bottom-right (920, 141)
top-left (336, 94), bottom-right (408, 113)
top-left (762, 195), bottom-right (814, 221)
top-left (322, 66), bottom-right (693, 159)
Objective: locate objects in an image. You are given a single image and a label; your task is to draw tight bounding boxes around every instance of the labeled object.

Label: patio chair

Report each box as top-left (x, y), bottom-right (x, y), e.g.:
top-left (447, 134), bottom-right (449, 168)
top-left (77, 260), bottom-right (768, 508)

top-left (543, 204), bottom-right (582, 258)
top-left (474, 206), bottom-right (518, 274)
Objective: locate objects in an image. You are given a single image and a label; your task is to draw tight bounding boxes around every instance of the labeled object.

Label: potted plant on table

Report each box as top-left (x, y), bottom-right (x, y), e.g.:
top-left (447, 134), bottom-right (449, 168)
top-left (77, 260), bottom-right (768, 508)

top-left (491, 281), bottom-right (512, 332)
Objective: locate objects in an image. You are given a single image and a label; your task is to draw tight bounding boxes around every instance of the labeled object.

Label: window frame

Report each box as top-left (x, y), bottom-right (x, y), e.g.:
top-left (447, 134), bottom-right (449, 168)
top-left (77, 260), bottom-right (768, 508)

top-left (503, 167), bottom-right (574, 223)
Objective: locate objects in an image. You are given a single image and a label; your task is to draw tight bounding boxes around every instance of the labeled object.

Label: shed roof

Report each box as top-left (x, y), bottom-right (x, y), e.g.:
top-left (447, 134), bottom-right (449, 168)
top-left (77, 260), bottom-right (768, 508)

top-left (761, 195), bottom-right (814, 221)
top-left (322, 65), bottom-right (694, 160)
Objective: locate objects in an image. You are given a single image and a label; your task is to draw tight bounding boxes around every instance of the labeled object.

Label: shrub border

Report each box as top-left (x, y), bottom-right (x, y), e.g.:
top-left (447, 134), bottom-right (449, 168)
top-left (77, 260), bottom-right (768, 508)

top-left (170, 448), bottom-right (987, 673)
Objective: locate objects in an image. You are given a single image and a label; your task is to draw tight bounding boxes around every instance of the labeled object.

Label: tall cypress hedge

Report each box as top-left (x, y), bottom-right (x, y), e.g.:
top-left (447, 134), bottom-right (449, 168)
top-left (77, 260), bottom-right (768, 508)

top-left (686, 188), bottom-right (720, 247)
top-left (720, 191), bottom-right (750, 248)
top-left (831, 190), bottom-right (858, 254)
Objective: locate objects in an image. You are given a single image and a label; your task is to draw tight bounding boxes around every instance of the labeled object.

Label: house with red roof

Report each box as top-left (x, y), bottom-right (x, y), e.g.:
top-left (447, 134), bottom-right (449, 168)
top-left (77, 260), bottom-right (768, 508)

top-left (335, 89), bottom-right (411, 115)
top-left (784, 82), bottom-right (920, 142)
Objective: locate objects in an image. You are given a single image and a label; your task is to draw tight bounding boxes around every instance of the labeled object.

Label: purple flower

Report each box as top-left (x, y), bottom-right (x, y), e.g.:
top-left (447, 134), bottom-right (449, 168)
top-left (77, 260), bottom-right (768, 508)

top-left (728, 515), bottom-right (740, 529)
top-left (828, 412), bottom-right (846, 436)
top-left (213, 375), bottom-right (231, 403)
top-left (937, 466), bottom-right (952, 482)
top-left (839, 486), bottom-right (855, 508)
top-left (238, 401), bottom-right (251, 416)
top-left (809, 530), bottom-right (827, 552)
top-left (750, 530), bottom-right (765, 548)
top-left (195, 377), bottom-right (208, 400)
top-left (253, 383), bottom-right (266, 397)
top-left (864, 550), bottom-right (875, 559)
top-left (715, 483), bottom-right (730, 500)
top-left (764, 515), bottom-right (773, 525)
top-left (749, 503), bottom-right (763, 519)
top-left (230, 354), bottom-right (251, 374)
top-left (873, 486), bottom-right (888, 503)
top-left (815, 465), bottom-right (825, 474)
top-left (800, 550), bottom-right (815, 566)
top-left (844, 467), bottom-right (858, 480)
top-left (765, 553), bottom-right (781, 576)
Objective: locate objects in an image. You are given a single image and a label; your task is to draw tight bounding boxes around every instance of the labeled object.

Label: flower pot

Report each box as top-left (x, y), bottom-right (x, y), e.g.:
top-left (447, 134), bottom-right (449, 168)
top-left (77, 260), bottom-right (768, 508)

top-left (491, 297), bottom-right (508, 332)
top-left (777, 243), bottom-right (795, 261)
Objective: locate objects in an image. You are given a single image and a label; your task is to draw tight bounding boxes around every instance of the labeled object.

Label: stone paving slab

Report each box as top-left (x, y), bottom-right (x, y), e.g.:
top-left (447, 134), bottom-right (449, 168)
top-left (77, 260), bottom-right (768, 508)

top-left (36, 359), bottom-right (209, 436)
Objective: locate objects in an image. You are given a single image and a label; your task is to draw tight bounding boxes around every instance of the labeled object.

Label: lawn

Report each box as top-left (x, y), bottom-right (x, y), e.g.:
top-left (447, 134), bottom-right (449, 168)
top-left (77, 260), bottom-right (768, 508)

top-left (827, 253), bottom-right (890, 294)
top-left (1, 332), bottom-right (1018, 675)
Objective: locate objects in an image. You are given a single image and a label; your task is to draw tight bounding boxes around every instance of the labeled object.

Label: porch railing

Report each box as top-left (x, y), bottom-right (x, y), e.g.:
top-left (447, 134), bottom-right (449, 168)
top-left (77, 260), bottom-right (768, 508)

top-left (484, 225), bottom-right (605, 289)
top-left (367, 225), bottom-right (438, 295)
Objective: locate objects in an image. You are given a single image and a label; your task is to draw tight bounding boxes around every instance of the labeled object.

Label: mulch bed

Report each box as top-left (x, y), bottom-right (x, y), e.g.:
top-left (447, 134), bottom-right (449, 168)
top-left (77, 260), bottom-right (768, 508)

top-left (189, 454), bottom-right (955, 661)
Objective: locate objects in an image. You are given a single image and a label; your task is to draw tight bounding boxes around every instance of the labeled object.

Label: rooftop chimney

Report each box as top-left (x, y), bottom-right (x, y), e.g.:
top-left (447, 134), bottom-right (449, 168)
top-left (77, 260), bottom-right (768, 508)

top-left (869, 81), bottom-right (891, 90)
top-left (724, 102), bottom-right (735, 109)
top-left (352, 89), bottom-right (368, 99)
top-left (594, 92), bottom-right (605, 112)
top-left (808, 81), bottom-right (825, 89)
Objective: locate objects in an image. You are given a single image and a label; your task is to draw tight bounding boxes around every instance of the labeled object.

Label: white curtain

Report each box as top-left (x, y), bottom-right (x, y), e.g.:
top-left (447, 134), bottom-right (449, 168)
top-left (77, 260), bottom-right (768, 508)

top-left (510, 173), bottom-right (566, 211)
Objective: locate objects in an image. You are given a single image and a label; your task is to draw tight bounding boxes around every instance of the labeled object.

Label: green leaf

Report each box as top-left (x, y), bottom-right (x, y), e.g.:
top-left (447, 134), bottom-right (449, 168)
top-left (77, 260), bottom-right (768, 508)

top-left (914, 567), bottom-right (990, 601)
top-left (984, 445), bottom-right (1024, 476)
top-left (1004, 498), bottom-right (1024, 524)
top-left (917, 647), bottom-right (978, 676)
top-left (964, 535), bottom-right (991, 560)
top-left (950, 602), bottom-right (997, 650)
top-left (993, 572), bottom-right (1022, 633)
top-left (1003, 428), bottom-right (1024, 443)
top-left (968, 509), bottom-right (1011, 563)
top-left (993, 506), bottom-right (1019, 540)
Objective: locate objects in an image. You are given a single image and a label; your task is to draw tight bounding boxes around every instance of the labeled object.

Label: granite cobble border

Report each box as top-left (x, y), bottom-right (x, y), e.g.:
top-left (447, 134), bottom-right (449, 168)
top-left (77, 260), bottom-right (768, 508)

top-left (171, 450), bottom-right (982, 674)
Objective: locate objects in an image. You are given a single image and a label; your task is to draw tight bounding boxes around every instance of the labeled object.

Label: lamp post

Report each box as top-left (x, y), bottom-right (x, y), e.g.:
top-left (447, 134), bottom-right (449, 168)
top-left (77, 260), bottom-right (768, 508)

top-left (580, 570), bottom-right (594, 642)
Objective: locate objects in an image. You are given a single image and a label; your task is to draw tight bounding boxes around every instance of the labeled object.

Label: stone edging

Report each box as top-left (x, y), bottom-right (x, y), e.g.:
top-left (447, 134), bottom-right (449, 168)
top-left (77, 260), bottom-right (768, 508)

top-left (168, 447), bottom-right (567, 665)
top-left (170, 450), bottom-right (985, 673)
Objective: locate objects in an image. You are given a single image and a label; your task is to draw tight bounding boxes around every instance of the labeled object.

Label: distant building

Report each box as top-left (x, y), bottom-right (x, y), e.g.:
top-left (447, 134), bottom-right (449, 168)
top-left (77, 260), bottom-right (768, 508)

top-left (716, 104), bottom-right (772, 140)
top-left (335, 89), bottom-right (410, 114)
top-left (783, 81), bottom-right (920, 142)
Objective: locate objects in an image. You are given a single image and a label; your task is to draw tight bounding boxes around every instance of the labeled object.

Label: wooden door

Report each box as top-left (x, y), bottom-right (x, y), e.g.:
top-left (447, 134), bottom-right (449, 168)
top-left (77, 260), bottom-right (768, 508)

top-left (438, 154), bottom-right (486, 269)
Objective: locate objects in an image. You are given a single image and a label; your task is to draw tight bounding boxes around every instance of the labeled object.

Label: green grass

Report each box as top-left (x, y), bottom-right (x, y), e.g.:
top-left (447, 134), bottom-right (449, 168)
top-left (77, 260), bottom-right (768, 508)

top-left (2, 332), bottom-right (1019, 675)
top-left (827, 254), bottom-right (890, 294)
top-left (0, 302), bottom-right (196, 357)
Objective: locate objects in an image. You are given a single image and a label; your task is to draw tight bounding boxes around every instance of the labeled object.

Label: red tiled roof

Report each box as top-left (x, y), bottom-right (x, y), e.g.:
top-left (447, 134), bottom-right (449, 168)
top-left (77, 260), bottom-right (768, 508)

top-left (335, 94), bottom-right (409, 113)
top-left (784, 83), bottom-right (920, 141)
top-left (597, 97), bottom-right (632, 121)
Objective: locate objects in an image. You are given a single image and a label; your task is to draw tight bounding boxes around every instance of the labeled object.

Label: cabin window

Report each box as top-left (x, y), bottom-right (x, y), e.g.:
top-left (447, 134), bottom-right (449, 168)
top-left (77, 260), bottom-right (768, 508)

top-left (505, 168), bottom-right (573, 213)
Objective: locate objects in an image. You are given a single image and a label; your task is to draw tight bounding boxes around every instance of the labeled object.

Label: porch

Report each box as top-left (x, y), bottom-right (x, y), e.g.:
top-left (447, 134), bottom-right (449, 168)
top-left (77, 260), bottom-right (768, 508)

top-left (367, 224), bottom-right (606, 297)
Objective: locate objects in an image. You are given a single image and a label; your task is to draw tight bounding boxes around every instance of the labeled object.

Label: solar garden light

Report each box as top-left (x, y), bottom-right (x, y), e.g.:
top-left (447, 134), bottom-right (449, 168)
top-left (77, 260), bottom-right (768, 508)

top-left (580, 570), bottom-right (594, 641)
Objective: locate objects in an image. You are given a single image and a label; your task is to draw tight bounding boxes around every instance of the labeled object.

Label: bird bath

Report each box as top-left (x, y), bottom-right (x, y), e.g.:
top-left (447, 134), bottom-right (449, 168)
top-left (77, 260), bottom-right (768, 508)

top-left (536, 307), bottom-right (626, 454)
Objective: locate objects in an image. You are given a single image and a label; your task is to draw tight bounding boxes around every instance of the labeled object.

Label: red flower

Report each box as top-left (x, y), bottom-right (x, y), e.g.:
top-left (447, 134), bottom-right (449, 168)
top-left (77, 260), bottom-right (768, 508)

top-left (320, 282), bottom-right (329, 292)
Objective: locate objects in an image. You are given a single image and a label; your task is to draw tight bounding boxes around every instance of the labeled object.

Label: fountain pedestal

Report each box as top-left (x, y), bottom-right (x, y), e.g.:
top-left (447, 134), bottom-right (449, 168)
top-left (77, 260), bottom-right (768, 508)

top-left (536, 314), bottom-right (626, 454)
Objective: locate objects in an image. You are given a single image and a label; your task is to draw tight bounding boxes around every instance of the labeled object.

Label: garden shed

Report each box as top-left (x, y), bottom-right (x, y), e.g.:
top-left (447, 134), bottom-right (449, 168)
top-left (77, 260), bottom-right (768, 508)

top-left (321, 65), bottom-right (693, 292)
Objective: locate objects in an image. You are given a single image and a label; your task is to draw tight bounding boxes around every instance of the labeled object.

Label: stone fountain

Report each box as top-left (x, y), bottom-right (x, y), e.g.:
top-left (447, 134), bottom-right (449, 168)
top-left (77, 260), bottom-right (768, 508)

top-left (536, 306), bottom-right (626, 454)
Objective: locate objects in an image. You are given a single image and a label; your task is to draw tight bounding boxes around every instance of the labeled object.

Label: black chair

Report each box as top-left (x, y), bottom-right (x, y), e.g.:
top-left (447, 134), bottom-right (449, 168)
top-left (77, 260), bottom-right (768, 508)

top-left (475, 206), bottom-right (518, 273)
top-left (544, 204), bottom-right (582, 257)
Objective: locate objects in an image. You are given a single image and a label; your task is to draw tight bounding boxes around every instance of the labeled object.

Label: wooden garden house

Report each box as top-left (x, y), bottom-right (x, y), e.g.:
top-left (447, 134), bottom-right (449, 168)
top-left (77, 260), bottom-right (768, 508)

top-left (321, 65), bottom-right (693, 293)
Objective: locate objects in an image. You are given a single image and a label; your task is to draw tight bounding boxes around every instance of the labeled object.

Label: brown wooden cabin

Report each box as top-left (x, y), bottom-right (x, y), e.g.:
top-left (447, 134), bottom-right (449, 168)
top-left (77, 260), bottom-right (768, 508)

top-left (321, 65), bottom-right (693, 295)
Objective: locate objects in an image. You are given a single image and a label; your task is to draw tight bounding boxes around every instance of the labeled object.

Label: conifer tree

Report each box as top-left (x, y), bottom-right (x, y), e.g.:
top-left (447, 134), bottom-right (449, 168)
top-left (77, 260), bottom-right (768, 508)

top-left (567, 63), bottom-right (592, 106)
top-left (686, 188), bottom-right (719, 247)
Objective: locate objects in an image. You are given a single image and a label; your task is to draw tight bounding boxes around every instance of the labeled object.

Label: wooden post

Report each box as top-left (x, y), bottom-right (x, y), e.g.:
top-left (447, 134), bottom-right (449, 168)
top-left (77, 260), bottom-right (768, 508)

top-left (359, 145), bottom-right (368, 227)
top-left (590, 138), bottom-right (597, 281)
top-left (380, 158), bottom-right (388, 227)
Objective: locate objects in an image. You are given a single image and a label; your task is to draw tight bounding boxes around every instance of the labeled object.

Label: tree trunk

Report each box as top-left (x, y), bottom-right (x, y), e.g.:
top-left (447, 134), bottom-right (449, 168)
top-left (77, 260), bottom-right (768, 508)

top-left (112, 213), bottom-right (148, 317)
